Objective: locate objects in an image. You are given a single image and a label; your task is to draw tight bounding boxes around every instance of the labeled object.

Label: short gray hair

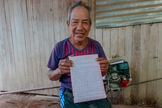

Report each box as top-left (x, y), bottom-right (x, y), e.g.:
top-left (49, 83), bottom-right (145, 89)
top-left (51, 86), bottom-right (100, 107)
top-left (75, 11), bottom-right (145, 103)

top-left (67, 1), bottom-right (92, 24)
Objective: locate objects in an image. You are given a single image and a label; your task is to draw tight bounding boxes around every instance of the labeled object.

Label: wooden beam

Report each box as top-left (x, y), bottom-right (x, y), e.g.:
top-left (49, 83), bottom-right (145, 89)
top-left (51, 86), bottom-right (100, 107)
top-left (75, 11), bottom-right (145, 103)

top-left (0, 86), bottom-right (60, 95)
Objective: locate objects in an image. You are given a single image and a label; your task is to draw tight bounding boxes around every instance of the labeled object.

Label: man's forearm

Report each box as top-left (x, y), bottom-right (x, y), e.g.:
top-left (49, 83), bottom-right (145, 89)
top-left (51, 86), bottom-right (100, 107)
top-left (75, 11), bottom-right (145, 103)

top-left (47, 68), bottom-right (62, 81)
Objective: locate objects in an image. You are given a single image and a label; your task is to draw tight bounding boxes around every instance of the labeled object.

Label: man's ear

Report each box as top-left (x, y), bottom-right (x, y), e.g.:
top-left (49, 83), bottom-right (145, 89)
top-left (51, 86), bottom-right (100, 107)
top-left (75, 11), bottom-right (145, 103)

top-left (67, 21), bottom-right (70, 27)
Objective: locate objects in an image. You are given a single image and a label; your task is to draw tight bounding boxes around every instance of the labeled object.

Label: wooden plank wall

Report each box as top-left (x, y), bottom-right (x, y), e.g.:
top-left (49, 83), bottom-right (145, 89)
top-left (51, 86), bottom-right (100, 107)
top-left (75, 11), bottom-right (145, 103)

top-left (96, 23), bottom-right (162, 107)
top-left (0, 0), bottom-right (95, 95)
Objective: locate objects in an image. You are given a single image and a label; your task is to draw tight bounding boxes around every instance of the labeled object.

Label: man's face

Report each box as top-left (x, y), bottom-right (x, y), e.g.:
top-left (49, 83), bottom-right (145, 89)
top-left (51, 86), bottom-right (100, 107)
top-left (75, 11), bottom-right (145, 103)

top-left (67, 6), bottom-right (91, 42)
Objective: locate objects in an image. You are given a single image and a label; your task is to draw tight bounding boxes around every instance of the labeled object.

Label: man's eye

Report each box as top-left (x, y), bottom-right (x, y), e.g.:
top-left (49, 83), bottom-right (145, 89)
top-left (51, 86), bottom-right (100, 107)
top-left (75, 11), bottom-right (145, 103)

top-left (73, 21), bottom-right (78, 23)
top-left (83, 22), bottom-right (88, 24)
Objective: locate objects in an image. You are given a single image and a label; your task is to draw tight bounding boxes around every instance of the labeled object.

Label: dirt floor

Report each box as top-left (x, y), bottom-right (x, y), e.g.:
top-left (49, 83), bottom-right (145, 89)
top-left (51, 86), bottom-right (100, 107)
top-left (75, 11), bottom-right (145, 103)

top-left (0, 94), bottom-right (60, 108)
top-left (0, 94), bottom-right (157, 108)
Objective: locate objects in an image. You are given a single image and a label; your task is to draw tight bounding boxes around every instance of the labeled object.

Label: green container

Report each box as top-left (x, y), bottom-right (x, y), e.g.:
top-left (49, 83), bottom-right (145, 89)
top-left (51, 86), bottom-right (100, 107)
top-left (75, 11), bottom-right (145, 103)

top-left (118, 62), bottom-right (129, 70)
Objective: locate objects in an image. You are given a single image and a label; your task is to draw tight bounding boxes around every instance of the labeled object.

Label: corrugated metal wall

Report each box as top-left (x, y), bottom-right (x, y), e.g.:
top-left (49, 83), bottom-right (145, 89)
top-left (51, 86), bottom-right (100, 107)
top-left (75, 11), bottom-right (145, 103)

top-left (96, 0), bottom-right (162, 28)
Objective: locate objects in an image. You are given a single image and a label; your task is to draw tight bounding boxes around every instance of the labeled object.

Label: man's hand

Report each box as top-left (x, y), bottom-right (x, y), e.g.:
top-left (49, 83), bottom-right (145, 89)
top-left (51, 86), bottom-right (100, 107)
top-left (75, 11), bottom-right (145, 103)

top-left (96, 57), bottom-right (109, 76)
top-left (58, 59), bottom-right (73, 74)
top-left (47, 59), bottom-right (73, 81)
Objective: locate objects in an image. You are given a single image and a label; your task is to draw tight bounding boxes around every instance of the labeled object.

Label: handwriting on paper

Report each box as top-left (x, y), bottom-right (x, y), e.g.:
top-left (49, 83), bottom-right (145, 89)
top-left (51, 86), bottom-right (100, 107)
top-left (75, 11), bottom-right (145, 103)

top-left (69, 54), bottom-right (106, 103)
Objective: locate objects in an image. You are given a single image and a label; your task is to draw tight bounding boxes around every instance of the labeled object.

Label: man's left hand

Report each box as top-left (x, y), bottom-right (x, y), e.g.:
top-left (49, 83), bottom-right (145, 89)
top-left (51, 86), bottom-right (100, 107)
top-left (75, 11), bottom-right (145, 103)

top-left (96, 57), bottom-right (109, 76)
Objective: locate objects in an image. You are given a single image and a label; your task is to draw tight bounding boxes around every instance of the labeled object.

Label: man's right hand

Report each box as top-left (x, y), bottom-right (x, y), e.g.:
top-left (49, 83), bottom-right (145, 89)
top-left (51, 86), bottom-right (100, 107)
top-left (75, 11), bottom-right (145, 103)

top-left (47, 59), bottom-right (73, 81)
top-left (58, 59), bottom-right (73, 74)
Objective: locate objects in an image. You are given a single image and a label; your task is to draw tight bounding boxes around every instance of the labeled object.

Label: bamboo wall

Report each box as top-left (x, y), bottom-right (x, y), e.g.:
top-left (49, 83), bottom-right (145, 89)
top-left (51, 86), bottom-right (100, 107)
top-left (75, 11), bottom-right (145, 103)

top-left (0, 0), bottom-right (95, 95)
top-left (96, 23), bottom-right (162, 107)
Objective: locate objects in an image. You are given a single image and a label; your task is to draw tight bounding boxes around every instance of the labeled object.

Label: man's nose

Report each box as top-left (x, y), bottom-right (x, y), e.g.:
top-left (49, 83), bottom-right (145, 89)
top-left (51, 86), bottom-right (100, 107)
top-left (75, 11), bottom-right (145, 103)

top-left (76, 22), bottom-right (83, 30)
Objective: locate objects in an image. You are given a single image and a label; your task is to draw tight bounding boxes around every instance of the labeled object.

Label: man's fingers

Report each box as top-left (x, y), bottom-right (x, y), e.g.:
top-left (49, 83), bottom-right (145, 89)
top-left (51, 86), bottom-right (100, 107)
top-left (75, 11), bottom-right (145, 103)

top-left (100, 63), bottom-right (108, 68)
top-left (58, 59), bottom-right (73, 74)
top-left (59, 60), bottom-right (73, 67)
top-left (96, 57), bottom-right (105, 61)
top-left (59, 66), bottom-right (70, 70)
top-left (101, 70), bottom-right (107, 76)
top-left (100, 67), bottom-right (108, 71)
top-left (96, 57), bottom-right (109, 64)
top-left (98, 59), bottom-right (108, 64)
top-left (100, 63), bottom-right (109, 72)
top-left (61, 59), bottom-right (73, 63)
top-left (59, 62), bottom-right (72, 67)
top-left (58, 65), bottom-right (71, 74)
top-left (101, 68), bottom-right (108, 71)
top-left (59, 69), bottom-right (70, 74)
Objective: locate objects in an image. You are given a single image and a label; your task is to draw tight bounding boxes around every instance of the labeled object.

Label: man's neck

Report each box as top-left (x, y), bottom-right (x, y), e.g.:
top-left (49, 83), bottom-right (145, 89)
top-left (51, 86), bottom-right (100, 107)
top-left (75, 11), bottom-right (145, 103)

top-left (69, 37), bottom-right (89, 51)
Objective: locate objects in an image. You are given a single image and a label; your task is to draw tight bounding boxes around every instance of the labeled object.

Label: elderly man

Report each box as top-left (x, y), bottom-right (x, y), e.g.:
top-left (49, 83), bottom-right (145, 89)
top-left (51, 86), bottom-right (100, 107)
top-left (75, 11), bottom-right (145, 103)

top-left (47, 1), bottom-right (112, 108)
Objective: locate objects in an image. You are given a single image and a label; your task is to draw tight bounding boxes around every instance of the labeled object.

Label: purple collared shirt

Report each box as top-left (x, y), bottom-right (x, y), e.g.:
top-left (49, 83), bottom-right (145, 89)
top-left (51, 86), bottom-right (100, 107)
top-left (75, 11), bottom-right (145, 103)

top-left (47, 37), bottom-right (106, 89)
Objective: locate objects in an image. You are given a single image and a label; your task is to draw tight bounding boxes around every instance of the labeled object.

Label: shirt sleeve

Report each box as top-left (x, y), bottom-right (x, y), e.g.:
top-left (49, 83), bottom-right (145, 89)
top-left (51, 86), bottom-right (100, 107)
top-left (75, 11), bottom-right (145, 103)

top-left (97, 42), bottom-right (107, 58)
top-left (99, 46), bottom-right (106, 58)
top-left (47, 44), bottom-right (59, 70)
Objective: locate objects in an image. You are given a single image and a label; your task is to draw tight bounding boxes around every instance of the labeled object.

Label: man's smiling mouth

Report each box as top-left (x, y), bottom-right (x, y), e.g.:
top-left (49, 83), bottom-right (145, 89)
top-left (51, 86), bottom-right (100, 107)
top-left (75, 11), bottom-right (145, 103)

top-left (75, 33), bottom-right (84, 37)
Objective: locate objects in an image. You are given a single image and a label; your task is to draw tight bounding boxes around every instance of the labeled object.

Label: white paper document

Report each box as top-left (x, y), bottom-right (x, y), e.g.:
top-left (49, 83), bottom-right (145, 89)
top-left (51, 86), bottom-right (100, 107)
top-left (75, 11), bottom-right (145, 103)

top-left (69, 54), bottom-right (106, 103)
